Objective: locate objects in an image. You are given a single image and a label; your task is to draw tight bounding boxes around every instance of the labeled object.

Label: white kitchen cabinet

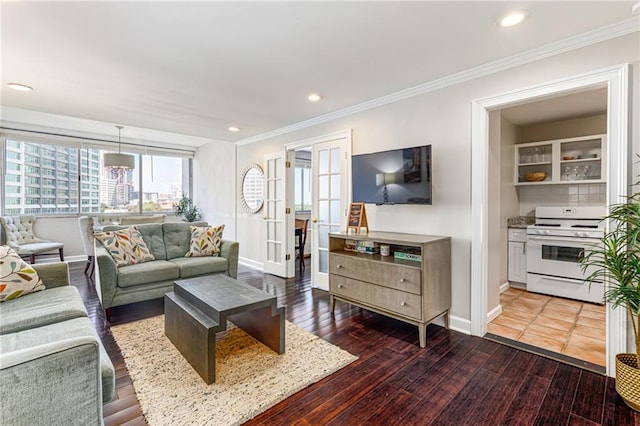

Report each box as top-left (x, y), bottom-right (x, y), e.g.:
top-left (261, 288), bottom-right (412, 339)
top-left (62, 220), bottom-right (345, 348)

top-left (508, 228), bottom-right (527, 284)
top-left (515, 134), bottom-right (607, 185)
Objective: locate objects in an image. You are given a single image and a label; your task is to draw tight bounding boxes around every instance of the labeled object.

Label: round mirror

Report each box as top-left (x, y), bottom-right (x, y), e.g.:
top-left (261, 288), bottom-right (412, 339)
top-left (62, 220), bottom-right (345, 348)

top-left (241, 164), bottom-right (264, 213)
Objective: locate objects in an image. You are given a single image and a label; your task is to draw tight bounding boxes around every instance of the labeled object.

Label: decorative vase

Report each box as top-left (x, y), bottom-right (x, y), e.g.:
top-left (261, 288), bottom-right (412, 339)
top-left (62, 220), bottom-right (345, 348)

top-left (616, 353), bottom-right (640, 411)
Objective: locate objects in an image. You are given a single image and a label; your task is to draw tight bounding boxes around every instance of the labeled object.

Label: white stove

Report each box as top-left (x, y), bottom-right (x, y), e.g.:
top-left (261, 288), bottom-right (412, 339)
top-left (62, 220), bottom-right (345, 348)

top-left (526, 206), bottom-right (606, 303)
top-left (527, 206), bottom-right (605, 238)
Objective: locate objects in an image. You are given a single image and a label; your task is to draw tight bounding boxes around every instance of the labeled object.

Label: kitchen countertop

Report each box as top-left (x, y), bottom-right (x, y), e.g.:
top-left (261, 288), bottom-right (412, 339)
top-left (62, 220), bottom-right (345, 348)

top-left (507, 216), bottom-right (535, 228)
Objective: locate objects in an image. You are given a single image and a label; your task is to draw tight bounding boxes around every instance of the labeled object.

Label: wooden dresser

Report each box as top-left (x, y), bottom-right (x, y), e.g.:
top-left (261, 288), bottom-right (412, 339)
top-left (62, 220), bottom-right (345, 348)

top-left (329, 231), bottom-right (451, 347)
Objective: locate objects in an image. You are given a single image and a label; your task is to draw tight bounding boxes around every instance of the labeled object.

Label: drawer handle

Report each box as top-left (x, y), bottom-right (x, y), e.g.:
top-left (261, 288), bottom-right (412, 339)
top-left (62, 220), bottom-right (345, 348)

top-left (400, 301), bottom-right (406, 306)
top-left (338, 284), bottom-right (343, 288)
top-left (399, 278), bottom-right (406, 282)
top-left (336, 265), bottom-right (343, 269)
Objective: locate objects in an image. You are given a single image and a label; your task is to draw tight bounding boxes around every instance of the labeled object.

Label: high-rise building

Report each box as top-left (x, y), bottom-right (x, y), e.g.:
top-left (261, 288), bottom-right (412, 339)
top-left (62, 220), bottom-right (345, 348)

top-left (3, 140), bottom-right (103, 214)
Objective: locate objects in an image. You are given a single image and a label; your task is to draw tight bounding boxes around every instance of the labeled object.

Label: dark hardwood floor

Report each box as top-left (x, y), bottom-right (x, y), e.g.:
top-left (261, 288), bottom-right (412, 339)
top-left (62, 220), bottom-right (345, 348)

top-left (69, 262), bottom-right (639, 425)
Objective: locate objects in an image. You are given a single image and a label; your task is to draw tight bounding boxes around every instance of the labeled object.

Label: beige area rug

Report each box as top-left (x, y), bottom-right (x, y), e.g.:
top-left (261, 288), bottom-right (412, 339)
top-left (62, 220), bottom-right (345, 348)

top-left (111, 315), bottom-right (357, 426)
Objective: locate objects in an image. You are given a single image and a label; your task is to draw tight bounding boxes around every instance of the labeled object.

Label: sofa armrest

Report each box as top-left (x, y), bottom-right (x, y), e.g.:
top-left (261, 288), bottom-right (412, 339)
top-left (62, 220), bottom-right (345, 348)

top-left (95, 244), bottom-right (118, 309)
top-left (0, 336), bottom-right (104, 425)
top-left (32, 262), bottom-right (70, 288)
top-left (220, 239), bottom-right (239, 279)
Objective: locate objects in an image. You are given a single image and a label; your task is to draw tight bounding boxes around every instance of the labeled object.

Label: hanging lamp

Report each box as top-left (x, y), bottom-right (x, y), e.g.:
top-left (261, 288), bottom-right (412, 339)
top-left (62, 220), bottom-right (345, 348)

top-left (103, 125), bottom-right (135, 170)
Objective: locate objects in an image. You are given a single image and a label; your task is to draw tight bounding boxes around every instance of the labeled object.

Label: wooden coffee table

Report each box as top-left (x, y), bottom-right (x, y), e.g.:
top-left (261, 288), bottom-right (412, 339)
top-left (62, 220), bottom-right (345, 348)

top-left (164, 274), bottom-right (285, 384)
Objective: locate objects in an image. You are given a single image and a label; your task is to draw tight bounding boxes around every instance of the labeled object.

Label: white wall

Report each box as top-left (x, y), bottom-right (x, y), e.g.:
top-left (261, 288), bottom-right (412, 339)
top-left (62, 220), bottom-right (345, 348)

top-left (499, 117), bottom-right (519, 286)
top-left (487, 110), bottom-right (503, 313)
top-left (216, 33), bottom-right (639, 325)
top-left (193, 141), bottom-right (237, 239)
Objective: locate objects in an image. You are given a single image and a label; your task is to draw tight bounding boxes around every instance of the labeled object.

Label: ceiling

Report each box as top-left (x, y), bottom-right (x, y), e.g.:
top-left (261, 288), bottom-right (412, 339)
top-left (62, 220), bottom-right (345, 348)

top-left (500, 87), bottom-right (608, 126)
top-left (1, 2), bottom-right (638, 147)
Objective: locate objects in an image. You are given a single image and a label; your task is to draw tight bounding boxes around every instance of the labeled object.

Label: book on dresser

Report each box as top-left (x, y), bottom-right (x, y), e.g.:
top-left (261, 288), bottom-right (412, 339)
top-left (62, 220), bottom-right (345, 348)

top-left (328, 230), bottom-right (451, 348)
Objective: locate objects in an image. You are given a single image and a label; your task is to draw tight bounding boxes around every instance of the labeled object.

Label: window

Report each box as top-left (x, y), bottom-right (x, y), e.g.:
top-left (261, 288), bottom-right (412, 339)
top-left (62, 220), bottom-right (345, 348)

top-left (294, 160), bottom-right (312, 212)
top-left (138, 155), bottom-right (186, 213)
top-left (2, 138), bottom-right (191, 216)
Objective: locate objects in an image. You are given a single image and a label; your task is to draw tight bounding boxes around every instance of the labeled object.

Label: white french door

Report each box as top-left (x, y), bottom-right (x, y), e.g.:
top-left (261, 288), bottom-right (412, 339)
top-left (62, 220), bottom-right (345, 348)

top-left (263, 151), bottom-right (294, 277)
top-left (311, 137), bottom-right (349, 290)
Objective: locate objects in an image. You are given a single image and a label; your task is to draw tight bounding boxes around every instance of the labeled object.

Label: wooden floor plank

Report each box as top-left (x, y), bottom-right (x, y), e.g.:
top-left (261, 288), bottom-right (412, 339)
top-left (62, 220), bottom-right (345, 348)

top-left (61, 263), bottom-right (636, 426)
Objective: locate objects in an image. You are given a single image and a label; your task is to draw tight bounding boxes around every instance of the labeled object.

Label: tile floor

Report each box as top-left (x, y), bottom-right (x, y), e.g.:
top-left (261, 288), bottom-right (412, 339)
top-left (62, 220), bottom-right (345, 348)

top-left (487, 287), bottom-right (606, 366)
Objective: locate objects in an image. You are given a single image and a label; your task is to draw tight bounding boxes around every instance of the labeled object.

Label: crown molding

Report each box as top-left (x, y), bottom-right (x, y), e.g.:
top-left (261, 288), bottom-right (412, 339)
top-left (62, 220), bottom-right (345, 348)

top-left (237, 17), bottom-right (639, 146)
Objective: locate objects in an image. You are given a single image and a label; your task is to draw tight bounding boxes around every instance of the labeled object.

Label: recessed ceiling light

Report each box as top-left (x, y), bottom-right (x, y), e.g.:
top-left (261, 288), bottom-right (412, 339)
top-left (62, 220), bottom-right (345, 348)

top-left (498, 10), bottom-right (528, 27)
top-left (228, 126), bottom-right (240, 132)
top-left (7, 83), bottom-right (33, 92)
top-left (307, 93), bottom-right (322, 102)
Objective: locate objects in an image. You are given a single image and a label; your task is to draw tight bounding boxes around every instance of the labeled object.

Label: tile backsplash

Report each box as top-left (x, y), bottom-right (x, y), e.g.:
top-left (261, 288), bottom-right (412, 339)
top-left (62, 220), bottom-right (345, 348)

top-left (518, 183), bottom-right (605, 216)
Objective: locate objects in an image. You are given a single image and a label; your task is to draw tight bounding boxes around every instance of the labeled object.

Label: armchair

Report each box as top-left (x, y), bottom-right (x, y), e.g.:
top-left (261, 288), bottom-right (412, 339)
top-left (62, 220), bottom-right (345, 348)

top-left (0, 215), bottom-right (64, 264)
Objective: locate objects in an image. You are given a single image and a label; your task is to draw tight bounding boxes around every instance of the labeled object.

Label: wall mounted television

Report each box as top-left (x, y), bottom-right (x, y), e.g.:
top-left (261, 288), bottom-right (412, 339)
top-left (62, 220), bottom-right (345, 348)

top-left (352, 145), bottom-right (432, 205)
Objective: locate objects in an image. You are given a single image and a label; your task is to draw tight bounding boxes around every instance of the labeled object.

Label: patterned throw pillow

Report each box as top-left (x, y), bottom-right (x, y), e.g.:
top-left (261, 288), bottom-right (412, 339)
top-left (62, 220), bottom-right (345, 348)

top-left (94, 226), bottom-right (155, 267)
top-left (185, 225), bottom-right (225, 257)
top-left (0, 246), bottom-right (45, 302)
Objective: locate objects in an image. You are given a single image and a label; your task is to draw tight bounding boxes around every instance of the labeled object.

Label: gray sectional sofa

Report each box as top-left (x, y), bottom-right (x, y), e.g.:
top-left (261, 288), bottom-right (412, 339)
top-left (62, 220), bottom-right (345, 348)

top-left (95, 222), bottom-right (239, 315)
top-left (0, 262), bottom-right (115, 426)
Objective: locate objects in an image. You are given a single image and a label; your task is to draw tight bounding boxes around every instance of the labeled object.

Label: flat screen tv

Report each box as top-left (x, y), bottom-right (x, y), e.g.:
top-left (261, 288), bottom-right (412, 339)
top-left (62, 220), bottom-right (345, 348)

top-left (352, 145), bottom-right (432, 205)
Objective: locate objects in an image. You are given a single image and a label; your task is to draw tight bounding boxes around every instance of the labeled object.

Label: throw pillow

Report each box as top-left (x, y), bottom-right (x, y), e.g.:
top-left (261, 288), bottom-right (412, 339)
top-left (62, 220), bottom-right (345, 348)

top-left (94, 226), bottom-right (155, 267)
top-left (0, 246), bottom-right (45, 302)
top-left (185, 225), bottom-right (225, 257)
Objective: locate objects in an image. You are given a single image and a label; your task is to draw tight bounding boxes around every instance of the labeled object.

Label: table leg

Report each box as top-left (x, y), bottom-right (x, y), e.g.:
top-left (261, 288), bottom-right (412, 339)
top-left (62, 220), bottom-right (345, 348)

top-left (229, 304), bottom-right (285, 354)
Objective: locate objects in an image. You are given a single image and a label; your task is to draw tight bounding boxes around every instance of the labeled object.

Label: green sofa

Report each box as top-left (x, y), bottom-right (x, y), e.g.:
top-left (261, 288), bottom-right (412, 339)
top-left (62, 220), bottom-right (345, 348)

top-left (0, 262), bottom-right (115, 426)
top-left (95, 222), bottom-right (239, 315)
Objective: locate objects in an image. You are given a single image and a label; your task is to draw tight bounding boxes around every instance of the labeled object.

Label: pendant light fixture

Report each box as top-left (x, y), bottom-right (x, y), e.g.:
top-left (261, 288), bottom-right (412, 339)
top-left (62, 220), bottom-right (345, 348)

top-left (103, 125), bottom-right (135, 170)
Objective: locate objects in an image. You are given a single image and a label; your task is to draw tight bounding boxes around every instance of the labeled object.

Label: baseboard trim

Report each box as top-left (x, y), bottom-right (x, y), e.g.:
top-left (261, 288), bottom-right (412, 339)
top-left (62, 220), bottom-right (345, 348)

top-left (500, 281), bottom-right (510, 293)
top-left (239, 257), bottom-right (263, 271)
top-left (487, 304), bottom-right (503, 323)
top-left (449, 315), bottom-right (471, 335)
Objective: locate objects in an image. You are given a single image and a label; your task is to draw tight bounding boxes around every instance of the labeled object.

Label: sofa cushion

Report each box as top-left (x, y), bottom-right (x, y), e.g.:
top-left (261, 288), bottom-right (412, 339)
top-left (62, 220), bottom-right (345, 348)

top-left (0, 246), bottom-right (45, 302)
top-left (163, 221), bottom-right (208, 259)
top-left (169, 256), bottom-right (229, 278)
top-left (117, 260), bottom-right (179, 288)
top-left (0, 317), bottom-right (115, 402)
top-left (0, 286), bottom-right (87, 334)
top-left (185, 224), bottom-right (224, 257)
top-left (94, 226), bottom-right (155, 267)
top-left (132, 223), bottom-right (166, 260)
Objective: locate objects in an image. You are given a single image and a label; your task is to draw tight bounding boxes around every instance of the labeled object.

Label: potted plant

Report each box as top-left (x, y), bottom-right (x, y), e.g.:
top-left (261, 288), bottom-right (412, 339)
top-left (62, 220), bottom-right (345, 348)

top-left (581, 184), bottom-right (640, 411)
top-left (174, 194), bottom-right (201, 222)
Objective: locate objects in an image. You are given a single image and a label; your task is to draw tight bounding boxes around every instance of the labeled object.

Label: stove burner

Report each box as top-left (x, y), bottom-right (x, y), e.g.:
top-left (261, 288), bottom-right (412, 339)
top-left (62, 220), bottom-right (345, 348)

top-left (535, 223), bottom-right (561, 227)
top-left (571, 225), bottom-right (599, 229)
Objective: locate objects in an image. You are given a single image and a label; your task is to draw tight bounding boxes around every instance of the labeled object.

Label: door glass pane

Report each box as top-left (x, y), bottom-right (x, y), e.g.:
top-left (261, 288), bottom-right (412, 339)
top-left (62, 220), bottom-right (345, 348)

top-left (319, 250), bottom-right (328, 274)
top-left (318, 225), bottom-right (329, 248)
top-left (274, 243), bottom-right (281, 263)
top-left (319, 175), bottom-right (329, 199)
top-left (330, 200), bottom-right (341, 224)
top-left (268, 222), bottom-right (275, 239)
top-left (330, 148), bottom-right (340, 173)
top-left (319, 150), bottom-right (329, 174)
top-left (274, 221), bottom-right (282, 242)
top-left (319, 200), bottom-right (329, 222)
top-left (274, 201), bottom-right (282, 220)
top-left (267, 242), bottom-right (274, 262)
top-left (330, 175), bottom-right (340, 198)
top-left (331, 225), bottom-right (340, 233)
top-left (268, 180), bottom-right (275, 198)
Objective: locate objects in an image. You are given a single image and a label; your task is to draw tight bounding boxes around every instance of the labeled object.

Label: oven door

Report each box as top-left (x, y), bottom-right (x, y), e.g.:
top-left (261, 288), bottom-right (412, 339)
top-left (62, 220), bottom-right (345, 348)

top-left (526, 235), bottom-right (600, 280)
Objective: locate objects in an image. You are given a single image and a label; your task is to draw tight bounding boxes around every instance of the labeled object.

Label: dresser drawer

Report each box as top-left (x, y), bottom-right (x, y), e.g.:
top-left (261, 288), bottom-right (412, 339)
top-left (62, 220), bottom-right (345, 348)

top-left (329, 253), bottom-right (421, 294)
top-left (330, 275), bottom-right (422, 320)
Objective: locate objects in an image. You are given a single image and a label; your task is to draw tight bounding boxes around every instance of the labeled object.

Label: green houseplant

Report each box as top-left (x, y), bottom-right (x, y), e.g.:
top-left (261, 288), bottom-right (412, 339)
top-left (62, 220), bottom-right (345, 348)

top-left (174, 194), bottom-right (201, 222)
top-left (581, 184), bottom-right (640, 411)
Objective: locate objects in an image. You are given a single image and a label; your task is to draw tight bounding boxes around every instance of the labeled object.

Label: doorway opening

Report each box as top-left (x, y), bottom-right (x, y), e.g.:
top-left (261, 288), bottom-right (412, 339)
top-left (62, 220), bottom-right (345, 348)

top-left (470, 64), bottom-right (630, 377)
top-left (284, 130), bottom-right (352, 290)
top-left (293, 147), bottom-right (312, 275)
top-left (486, 88), bottom-right (608, 372)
